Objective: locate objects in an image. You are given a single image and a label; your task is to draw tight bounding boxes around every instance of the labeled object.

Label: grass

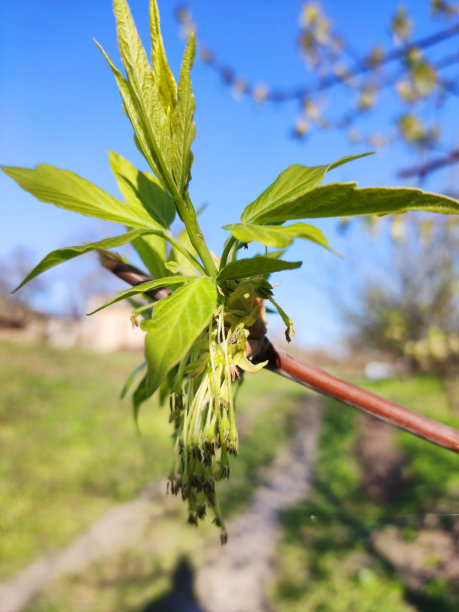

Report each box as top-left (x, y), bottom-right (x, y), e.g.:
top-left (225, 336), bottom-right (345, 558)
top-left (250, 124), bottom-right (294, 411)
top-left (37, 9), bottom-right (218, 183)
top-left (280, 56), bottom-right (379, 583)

top-left (0, 340), bottom-right (305, 587)
top-left (3, 341), bottom-right (458, 610)
top-left (271, 375), bottom-right (459, 611)
top-left (0, 341), bottom-right (173, 578)
top-left (18, 356), bottom-right (308, 612)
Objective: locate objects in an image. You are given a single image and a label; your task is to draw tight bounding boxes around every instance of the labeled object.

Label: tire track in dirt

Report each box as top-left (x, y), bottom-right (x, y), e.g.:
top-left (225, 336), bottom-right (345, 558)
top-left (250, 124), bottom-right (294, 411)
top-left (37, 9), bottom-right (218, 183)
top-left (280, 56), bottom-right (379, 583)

top-left (195, 397), bottom-right (320, 612)
top-left (0, 481), bottom-right (174, 612)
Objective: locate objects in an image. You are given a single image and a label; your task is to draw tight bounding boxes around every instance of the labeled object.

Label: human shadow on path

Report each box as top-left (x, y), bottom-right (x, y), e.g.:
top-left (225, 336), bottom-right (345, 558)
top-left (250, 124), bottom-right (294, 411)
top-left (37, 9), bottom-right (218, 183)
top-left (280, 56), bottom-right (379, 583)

top-left (141, 556), bottom-right (204, 612)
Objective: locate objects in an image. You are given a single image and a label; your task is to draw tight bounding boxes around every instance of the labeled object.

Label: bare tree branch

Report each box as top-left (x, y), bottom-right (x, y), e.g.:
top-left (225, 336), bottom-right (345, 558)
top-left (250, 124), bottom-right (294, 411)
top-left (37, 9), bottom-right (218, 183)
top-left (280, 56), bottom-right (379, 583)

top-left (177, 9), bottom-right (459, 103)
top-left (398, 148), bottom-right (459, 178)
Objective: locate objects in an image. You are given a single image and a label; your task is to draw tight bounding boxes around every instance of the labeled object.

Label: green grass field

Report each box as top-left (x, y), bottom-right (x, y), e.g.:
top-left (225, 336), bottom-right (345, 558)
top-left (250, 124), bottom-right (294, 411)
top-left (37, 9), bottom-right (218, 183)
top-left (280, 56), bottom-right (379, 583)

top-left (273, 376), bottom-right (459, 612)
top-left (1, 340), bottom-right (458, 610)
top-left (0, 340), bottom-right (304, 582)
top-left (0, 341), bottom-right (174, 578)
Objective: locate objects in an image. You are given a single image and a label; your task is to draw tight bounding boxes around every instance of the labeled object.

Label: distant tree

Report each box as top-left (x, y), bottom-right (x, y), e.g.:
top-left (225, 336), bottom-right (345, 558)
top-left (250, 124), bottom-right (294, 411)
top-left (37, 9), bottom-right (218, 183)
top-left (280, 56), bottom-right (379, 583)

top-left (0, 247), bottom-right (47, 307)
top-left (176, 0), bottom-right (459, 180)
top-left (343, 215), bottom-right (459, 407)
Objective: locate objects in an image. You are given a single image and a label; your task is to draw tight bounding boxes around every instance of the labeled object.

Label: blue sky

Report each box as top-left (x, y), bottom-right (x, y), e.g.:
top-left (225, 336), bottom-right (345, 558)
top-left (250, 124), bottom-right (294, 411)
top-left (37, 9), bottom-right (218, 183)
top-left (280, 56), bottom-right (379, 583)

top-left (1, 1), bottom-right (457, 347)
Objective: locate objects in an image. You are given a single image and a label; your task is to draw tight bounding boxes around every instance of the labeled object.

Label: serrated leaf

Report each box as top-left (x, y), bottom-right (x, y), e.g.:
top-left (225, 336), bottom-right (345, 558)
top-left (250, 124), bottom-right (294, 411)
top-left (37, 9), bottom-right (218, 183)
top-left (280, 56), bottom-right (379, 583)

top-left (258, 182), bottom-right (459, 222)
top-left (109, 150), bottom-right (175, 228)
top-left (173, 33), bottom-right (196, 193)
top-left (240, 153), bottom-right (373, 224)
top-left (114, 0), bottom-right (168, 165)
top-left (13, 230), bottom-right (151, 293)
top-left (88, 275), bottom-right (196, 314)
top-left (149, 0), bottom-right (177, 112)
top-left (141, 277), bottom-right (217, 395)
top-left (95, 40), bottom-right (162, 180)
top-left (217, 256), bottom-right (301, 282)
top-left (223, 222), bottom-right (338, 254)
top-left (100, 1), bottom-right (201, 215)
top-left (1, 164), bottom-right (158, 228)
top-left (109, 149), bottom-right (175, 279)
top-left (99, 0), bottom-right (176, 193)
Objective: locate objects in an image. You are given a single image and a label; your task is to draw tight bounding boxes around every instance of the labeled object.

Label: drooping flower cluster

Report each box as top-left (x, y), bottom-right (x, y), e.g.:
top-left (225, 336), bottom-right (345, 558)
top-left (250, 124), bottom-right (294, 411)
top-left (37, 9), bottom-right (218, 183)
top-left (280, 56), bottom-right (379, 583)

top-left (166, 284), bottom-right (269, 542)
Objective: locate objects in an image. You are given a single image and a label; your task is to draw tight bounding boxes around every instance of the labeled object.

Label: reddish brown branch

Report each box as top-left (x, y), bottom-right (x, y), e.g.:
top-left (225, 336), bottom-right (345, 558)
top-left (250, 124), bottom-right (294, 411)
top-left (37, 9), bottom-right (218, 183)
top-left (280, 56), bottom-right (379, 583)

top-left (101, 262), bottom-right (459, 454)
top-left (98, 250), bottom-right (172, 301)
top-left (257, 339), bottom-right (459, 454)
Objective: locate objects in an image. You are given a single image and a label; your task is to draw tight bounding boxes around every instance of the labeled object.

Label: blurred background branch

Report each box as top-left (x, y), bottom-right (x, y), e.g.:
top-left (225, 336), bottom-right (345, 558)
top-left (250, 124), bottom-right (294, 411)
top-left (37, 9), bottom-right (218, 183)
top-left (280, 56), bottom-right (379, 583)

top-left (176, 0), bottom-right (459, 174)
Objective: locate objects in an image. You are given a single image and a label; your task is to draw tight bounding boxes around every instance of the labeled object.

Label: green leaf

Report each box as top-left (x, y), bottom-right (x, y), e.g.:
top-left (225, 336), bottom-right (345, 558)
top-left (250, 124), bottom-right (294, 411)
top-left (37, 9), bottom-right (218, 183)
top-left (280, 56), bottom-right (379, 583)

top-left (141, 277), bottom-right (217, 395)
top-left (269, 297), bottom-right (295, 342)
top-left (112, 0), bottom-right (175, 192)
top-left (132, 373), bottom-right (151, 427)
top-left (1, 164), bottom-right (154, 229)
top-left (258, 183), bottom-right (459, 222)
top-left (240, 153), bottom-right (372, 224)
top-left (131, 234), bottom-right (169, 280)
top-left (95, 40), bottom-right (162, 181)
top-left (120, 361), bottom-right (146, 399)
top-left (217, 256), bottom-right (301, 282)
top-left (169, 226), bottom-right (199, 275)
top-left (149, 0), bottom-right (177, 111)
top-left (172, 33), bottom-right (196, 193)
top-left (109, 150), bottom-right (175, 228)
top-left (222, 222), bottom-right (338, 254)
top-left (13, 230), bottom-right (151, 293)
top-left (88, 275), bottom-right (196, 314)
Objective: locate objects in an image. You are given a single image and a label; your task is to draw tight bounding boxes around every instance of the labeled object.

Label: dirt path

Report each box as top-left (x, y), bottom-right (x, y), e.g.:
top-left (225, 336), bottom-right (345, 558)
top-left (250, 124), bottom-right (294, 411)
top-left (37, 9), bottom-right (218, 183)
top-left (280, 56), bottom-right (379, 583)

top-left (0, 481), bottom-right (174, 612)
top-left (0, 397), bottom-right (321, 612)
top-left (195, 397), bottom-right (320, 612)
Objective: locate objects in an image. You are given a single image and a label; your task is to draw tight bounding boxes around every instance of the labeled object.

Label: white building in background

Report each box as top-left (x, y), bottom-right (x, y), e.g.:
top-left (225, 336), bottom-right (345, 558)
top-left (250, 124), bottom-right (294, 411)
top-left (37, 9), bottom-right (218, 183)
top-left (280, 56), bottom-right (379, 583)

top-left (0, 295), bottom-right (144, 353)
top-left (80, 295), bottom-right (144, 352)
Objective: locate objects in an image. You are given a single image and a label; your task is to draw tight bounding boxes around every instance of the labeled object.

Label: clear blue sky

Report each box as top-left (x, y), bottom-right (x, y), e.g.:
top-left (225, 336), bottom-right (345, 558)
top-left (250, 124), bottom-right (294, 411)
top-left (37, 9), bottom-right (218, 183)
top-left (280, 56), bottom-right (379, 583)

top-left (1, 1), bottom-right (457, 347)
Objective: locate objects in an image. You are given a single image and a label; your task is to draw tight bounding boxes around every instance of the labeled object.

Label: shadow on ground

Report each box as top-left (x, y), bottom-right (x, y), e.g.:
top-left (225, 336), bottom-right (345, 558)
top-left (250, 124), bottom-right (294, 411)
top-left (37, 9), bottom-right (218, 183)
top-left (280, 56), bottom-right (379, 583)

top-left (141, 556), bottom-right (204, 612)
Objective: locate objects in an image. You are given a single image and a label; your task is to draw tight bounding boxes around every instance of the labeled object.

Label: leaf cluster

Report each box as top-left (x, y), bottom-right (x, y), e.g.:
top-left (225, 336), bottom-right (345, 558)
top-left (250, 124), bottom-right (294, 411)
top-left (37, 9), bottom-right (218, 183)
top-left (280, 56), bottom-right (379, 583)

top-left (3, 0), bottom-right (459, 405)
top-left (2, 0), bottom-right (459, 537)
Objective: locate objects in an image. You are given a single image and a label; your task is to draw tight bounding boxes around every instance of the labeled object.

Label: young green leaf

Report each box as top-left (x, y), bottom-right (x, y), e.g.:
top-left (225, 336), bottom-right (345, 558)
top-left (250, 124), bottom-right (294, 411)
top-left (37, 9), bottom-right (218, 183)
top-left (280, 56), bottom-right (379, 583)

top-left (1, 164), bottom-right (155, 229)
top-left (257, 182), bottom-right (459, 222)
top-left (114, 0), bottom-right (166, 152)
top-left (269, 297), bottom-right (295, 342)
top-left (172, 33), bottom-right (196, 193)
top-left (132, 373), bottom-right (150, 426)
top-left (88, 275), bottom-right (197, 314)
top-left (112, 0), bottom-right (176, 194)
top-left (120, 361), bottom-right (146, 399)
top-left (95, 40), bottom-right (162, 181)
top-left (109, 150), bottom-right (175, 228)
top-left (13, 230), bottom-right (153, 293)
top-left (141, 277), bottom-right (217, 395)
top-left (169, 225), bottom-right (199, 275)
top-left (149, 0), bottom-right (177, 110)
top-left (131, 234), bottom-right (169, 280)
top-left (240, 152), bottom-right (372, 224)
top-left (217, 256), bottom-right (301, 282)
top-left (222, 221), bottom-right (339, 254)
